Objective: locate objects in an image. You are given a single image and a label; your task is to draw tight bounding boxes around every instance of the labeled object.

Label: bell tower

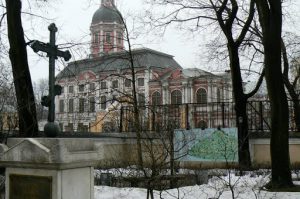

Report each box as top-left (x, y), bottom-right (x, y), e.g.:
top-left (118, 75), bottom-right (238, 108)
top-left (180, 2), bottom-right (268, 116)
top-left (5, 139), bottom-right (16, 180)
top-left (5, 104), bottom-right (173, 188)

top-left (90, 0), bottom-right (124, 57)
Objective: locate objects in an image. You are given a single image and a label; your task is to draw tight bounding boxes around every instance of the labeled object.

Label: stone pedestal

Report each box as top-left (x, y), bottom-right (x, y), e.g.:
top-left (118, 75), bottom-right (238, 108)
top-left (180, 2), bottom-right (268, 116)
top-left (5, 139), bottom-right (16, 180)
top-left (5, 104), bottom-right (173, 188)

top-left (0, 138), bottom-right (98, 199)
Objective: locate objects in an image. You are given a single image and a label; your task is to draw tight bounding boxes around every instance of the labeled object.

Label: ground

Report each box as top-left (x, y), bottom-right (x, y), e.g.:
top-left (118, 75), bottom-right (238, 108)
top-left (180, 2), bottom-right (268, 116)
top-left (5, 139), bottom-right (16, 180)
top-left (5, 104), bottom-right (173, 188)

top-left (94, 172), bottom-right (300, 199)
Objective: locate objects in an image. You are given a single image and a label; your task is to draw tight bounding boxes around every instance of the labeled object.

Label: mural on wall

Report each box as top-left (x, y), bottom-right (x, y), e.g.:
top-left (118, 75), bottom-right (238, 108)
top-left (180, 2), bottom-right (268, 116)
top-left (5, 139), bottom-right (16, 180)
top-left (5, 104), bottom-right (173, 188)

top-left (174, 128), bottom-right (238, 162)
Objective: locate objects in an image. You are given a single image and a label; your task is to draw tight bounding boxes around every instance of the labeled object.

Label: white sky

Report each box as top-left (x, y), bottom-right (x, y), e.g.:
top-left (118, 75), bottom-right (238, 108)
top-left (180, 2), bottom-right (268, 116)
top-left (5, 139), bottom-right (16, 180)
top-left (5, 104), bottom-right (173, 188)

top-left (21, 0), bottom-right (300, 82)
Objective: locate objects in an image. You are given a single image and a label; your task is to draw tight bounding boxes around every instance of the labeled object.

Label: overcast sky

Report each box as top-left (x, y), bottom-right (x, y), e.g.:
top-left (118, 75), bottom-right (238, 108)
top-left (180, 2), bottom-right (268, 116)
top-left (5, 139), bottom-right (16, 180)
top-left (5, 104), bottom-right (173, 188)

top-left (22, 0), bottom-right (300, 82)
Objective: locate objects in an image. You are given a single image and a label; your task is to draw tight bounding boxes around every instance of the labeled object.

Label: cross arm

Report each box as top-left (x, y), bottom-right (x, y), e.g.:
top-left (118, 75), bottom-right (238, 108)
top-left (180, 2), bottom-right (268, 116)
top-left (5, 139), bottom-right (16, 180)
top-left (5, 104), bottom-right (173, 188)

top-left (30, 40), bottom-right (71, 61)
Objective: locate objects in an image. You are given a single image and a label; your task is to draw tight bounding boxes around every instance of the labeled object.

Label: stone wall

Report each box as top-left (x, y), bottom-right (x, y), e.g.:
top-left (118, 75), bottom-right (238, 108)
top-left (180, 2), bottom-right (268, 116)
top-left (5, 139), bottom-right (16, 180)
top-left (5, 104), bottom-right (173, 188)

top-left (5, 136), bottom-right (300, 169)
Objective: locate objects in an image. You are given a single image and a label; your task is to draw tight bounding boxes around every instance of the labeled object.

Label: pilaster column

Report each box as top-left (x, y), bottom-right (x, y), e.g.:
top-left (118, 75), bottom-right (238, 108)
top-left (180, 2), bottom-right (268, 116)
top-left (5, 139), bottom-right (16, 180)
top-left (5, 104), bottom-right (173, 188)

top-left (162, 81), bottom-right (169, 104)
top-left (113, 29), bottom-right (117, 52)
top-left (182, 81), bottom-right (187, 103)
top-left (190, 83), bottom-right (193, 103)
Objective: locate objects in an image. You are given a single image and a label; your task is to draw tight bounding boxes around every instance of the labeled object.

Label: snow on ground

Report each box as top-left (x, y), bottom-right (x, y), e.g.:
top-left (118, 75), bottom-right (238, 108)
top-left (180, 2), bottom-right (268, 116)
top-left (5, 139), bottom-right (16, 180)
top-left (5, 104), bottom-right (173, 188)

top-left (95, 173), bottom-right (300, 199)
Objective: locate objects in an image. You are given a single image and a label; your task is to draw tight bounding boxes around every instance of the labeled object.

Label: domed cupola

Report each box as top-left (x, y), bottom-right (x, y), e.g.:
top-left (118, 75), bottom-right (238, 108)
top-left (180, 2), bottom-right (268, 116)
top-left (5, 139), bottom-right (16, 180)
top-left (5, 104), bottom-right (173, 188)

top-left (90, 0), bottom-right (125, 57)
top-left (92, 5), bottom-right (123, 24)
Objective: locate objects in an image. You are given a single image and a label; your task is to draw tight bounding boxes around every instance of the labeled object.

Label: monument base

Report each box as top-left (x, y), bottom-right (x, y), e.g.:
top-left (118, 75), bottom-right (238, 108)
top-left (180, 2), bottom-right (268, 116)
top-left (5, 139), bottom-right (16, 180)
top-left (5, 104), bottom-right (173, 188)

top-left (0, 138), bottom-right (98, 199)
top-left (6, 167), bottom-right (93, 199)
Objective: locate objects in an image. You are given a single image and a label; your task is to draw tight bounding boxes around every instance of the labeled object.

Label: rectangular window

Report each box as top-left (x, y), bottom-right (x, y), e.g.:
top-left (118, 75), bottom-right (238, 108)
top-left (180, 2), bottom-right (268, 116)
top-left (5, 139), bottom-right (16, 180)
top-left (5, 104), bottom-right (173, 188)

top-left (112, 80), bottom-right (118, 89)
top-left (68, 86), bottom-right (74, 93)
top-left (105, 32), bottom-right (111, 43)
top-left (138, 93), bottom-right (145, 106)
top-left (124, 79), bottom-right (131, 87)
top-left (78, 123), bottom-right (88, 132)
top-left (68, 99), bottom-right (74, 113)
top-left (90, 83), bottom-right (95, 91)
top-left (94, 33), bottom-right (99, 43)
top-left (100, 81), bottom-right (107, 89)
top-left (117, 32), bottom-right (122, 44)
top-left (59, 100), bottom-right (64, 113)
top-left (101, 96), bottom-right (106, 110)
top-left (78, 84), bottom-right (84, 92)
top-left (59, 123), bottom-right (63, 131)
top-left (89, 97), bottom-right (95, 112)
top-left (77, 123), bottom-right (83, 132)
top-left (79, 98), bottom-right (85, 113)
top-left (66, 123), bottom-right (73, 132)
top-left (138, 78), bottom-right (144, 87)
top-left (61, 86), bottom-right (64, 94)
top-left (112, 95), bottom-right (117, 103)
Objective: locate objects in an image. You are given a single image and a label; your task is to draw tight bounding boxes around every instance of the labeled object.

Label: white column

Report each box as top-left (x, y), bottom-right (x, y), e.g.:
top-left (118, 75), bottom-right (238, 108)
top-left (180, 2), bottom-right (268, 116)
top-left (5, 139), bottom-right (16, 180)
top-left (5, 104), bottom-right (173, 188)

top-left (114, 29), bottom-right (117, 52)
top-left (182, 82), bottom-right (187, 103)
top-left (190, 85), bottom-right (193, 103)
top-left (162, 82), bottom-right (168, 104)
top-left (142, 69), bottom-right (150, 104)
top-left (207, 81), bottom-right (212, 103)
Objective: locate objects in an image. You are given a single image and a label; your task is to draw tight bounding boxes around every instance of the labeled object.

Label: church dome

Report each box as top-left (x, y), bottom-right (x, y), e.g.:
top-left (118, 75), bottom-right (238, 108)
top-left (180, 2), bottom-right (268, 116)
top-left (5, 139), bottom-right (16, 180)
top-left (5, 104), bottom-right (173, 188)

top-left (92, 6), bottom-right (123, 24)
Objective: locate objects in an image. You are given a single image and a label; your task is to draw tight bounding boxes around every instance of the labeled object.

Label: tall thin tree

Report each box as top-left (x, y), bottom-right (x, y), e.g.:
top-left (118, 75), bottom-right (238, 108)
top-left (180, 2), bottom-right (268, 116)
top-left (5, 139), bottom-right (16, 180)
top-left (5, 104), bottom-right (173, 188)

top-left (6, 0), bottom-right (38, 136)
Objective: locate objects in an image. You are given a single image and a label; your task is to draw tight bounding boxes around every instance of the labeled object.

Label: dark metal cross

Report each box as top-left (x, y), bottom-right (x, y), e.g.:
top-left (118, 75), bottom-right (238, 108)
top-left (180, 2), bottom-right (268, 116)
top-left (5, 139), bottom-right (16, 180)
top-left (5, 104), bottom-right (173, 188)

top-left (30, 23), bottom-right (71, 136)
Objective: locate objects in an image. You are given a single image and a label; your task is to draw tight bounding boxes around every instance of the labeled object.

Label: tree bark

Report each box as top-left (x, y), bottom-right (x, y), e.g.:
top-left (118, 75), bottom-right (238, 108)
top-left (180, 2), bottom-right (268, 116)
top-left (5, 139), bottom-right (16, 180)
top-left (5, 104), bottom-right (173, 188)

top-left (6, 0), bottom-right (38, 136)
top-left (255, 0), bottom-right (293, 188)
top-left (228, 45), bottom-right (251, 168)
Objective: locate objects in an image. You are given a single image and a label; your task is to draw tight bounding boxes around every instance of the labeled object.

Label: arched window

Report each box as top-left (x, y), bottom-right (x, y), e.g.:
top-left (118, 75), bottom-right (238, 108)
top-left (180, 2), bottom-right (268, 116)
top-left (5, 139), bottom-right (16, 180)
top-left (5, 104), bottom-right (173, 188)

top-left (171, 90), bottom-right (182, 104)
top-left (196, 88), bottom-right (207, 104)
top-left (152, 91), bottom-right (161, 105)
top-left (94, 33), bottom-right (99, 44)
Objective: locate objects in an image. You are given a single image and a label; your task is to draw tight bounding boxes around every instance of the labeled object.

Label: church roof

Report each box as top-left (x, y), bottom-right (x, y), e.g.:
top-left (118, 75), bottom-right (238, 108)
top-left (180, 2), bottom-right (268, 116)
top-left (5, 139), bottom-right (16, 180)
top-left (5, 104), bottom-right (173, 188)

top-left (148, 68), bottom-right (230, 83)
top-left (92, 5), bottom-right (123, 24)
top-left (56, 48), bottom-right (182, 80)
top-left (182, 68), bottom-right (215, 77)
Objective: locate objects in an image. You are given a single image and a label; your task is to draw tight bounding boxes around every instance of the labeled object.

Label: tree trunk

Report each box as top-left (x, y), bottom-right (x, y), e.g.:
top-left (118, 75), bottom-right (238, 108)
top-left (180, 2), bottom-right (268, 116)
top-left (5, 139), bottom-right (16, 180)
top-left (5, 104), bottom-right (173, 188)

top-left (255, 0), bottom-right (293, 188)
top-left (293, 101), bottom-right (300, 132)
top-left (6, 0), bottom-right (38, 136)
top-left (228, 45), bottom-right (251, 168)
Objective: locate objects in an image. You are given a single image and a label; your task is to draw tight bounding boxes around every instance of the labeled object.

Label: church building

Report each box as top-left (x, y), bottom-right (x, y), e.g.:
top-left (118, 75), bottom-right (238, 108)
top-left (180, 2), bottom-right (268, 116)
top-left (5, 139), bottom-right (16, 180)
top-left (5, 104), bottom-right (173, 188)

top-left (55, 0), bottom-right (233, 132)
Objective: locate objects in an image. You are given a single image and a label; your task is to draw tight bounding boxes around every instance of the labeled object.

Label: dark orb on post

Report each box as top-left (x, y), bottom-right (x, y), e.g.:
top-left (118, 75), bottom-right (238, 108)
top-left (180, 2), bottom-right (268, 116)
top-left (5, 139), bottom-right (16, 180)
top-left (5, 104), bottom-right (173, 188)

top-left (44, 122), bottom-right (61, 137)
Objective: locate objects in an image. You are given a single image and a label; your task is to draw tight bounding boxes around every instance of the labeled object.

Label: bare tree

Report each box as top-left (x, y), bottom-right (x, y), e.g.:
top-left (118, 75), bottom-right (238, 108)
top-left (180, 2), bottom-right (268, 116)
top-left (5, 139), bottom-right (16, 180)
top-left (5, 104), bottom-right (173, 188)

top-left (33, 78), bottom-right (49, 122)
top-left (0, 64), bottom-right (17, 142)
top-left (144, 0), bottom-right (266, 169)
top-left (5, 0), bottom-right (38, 136)
top-left (255, 0), bottom-right (293, 189)
top-left (281, 34), bottom-right (300, 132)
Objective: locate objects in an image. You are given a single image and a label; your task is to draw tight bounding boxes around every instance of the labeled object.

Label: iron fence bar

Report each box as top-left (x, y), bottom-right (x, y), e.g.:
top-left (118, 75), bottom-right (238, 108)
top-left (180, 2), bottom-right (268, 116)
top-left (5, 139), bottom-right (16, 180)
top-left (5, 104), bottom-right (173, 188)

top-left (119, 100), bottom-right (298, 133)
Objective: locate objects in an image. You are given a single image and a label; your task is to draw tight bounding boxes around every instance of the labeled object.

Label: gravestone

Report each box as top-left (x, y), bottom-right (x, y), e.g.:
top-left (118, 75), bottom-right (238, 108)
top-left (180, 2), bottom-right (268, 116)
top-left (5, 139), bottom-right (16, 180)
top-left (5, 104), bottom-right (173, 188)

top-left (0, 138), bottom-right (98, 199)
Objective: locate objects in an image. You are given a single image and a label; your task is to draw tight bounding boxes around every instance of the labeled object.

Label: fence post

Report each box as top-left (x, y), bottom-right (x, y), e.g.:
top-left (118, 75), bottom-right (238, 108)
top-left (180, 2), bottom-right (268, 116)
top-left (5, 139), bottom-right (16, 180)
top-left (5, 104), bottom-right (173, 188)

top-left (222, 102), bottom-right (225, 128)
top-left (119, 106), bottom-right (123, 133)
top-left (185, 104), bottom-right (190, 130)
top-left (259, 101), bottom-right (263, 131)
top-left (152, 107), bottom-right (155, 131)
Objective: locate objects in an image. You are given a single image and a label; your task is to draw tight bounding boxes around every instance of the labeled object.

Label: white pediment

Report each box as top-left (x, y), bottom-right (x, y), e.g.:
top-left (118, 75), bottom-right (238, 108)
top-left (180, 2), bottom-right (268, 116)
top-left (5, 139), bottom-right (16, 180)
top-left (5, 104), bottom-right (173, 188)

top-left (1, 138), bottom-right (51, 163)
